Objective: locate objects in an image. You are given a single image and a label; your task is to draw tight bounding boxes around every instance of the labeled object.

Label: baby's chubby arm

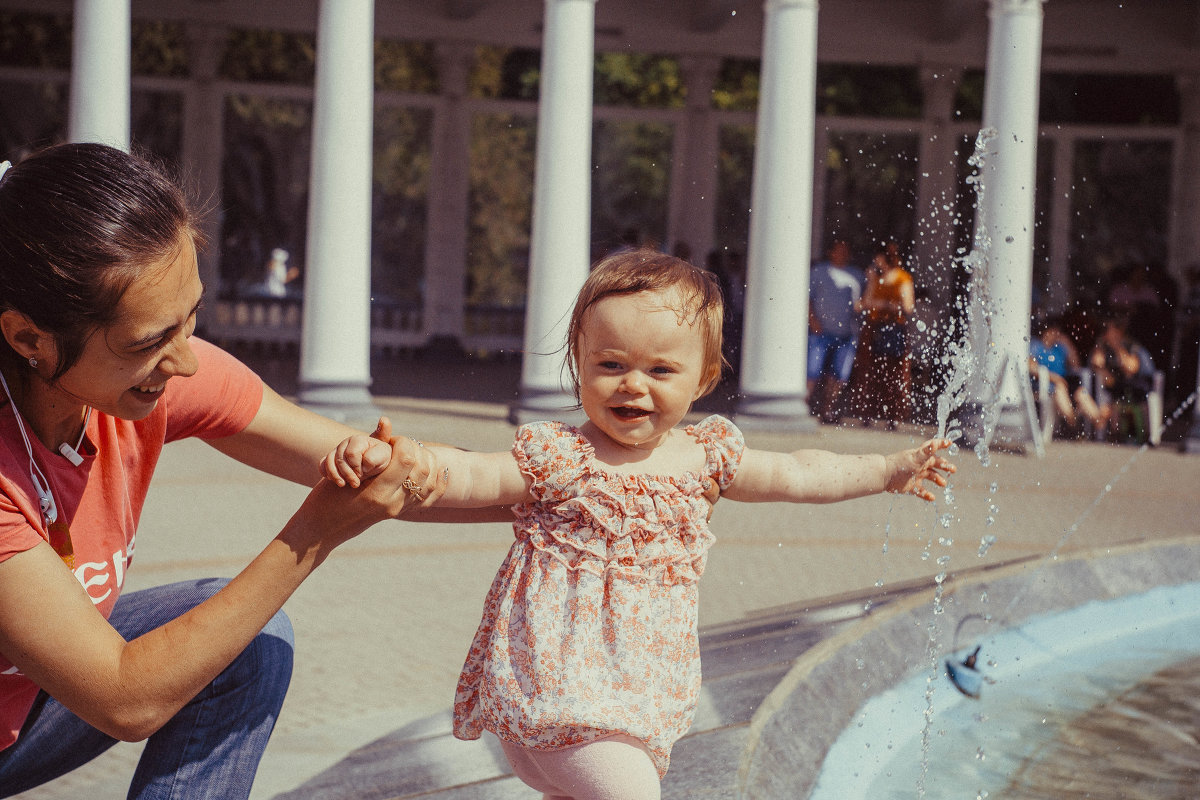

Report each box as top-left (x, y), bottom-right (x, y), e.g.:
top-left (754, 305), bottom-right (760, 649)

top-left (321, 424), bottom-right (530, 508)
top-left (723, 438), bottom-right (955, 504)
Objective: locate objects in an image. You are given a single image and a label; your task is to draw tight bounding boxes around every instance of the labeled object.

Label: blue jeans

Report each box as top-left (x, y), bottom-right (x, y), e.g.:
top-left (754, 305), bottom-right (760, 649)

top-left (807, 332), bottom-right (857, 382)
top-left (0, 578), bottom-right (293, 799)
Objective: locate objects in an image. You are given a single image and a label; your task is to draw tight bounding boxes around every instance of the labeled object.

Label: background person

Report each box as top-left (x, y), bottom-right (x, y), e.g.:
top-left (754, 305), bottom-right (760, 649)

top-left (807, 240), bottom-right (863, 424)
top-left (1029, 316), bottom-right (1101, 435)
top-left (844, 242), bottom-right (915, 429)
top-left (1089, 315), bottom-right (1157, 442)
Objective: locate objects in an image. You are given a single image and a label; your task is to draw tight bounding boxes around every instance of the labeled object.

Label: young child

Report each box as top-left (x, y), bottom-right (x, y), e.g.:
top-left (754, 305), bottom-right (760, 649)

top-left (322, 249), bottom-right (955, 800)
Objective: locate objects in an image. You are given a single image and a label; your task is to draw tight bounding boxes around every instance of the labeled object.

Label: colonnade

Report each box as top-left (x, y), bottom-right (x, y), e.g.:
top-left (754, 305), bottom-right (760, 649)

top-left (64, 0), bottom-right (1197, 442)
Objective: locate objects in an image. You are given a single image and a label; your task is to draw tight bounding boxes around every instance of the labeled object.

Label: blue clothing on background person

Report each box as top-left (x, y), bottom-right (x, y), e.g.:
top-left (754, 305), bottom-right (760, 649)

top-left (807, 241), bottom-right (864, 423)
top-left (807, 252), bottom-right (863, 384)
top-left (1030, 337), bottom-right (1071, 379)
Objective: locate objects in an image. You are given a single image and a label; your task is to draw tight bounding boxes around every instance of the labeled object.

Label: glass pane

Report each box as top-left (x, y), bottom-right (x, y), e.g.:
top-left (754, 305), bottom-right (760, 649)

top-left (1041, 73), bottom-right (1179, 126)
top-left (470, 46), bottom-right (540, 100)
top-left (715, 122), bottom-right (755, 256)
top-left (590, 119), bottom-right (673, 260)
top-left (821, 131), bottom-right (919, 258)
top-left (593, 52), bottom-right (685, 109)
top-left (0, 79), bottom-right (66, 160)
top-left (468, 112), bottom-right (535, 308)
top-left (1031, 139), bottom-right (1055, 311)
top-left (132, 89), bottom-right (183, 166)
top-left (0, 11), bottom-right (71, 70)
top-left (221, 29), bottom-right (316, 84)
top-left (375, 40), bottom-right (438, 93)
top-left (132, 20), bottom-right (188, 78)
top-left (1069, 139), bottom-right (1172, 304)
top-left (817, 64), bottom-right (922, 119)
top-left (220, 94), bottom-right (312, 297)
top-left (713, 59), bottom-right (760, 112)
top-left (372, 106), bottom-right (433, 305)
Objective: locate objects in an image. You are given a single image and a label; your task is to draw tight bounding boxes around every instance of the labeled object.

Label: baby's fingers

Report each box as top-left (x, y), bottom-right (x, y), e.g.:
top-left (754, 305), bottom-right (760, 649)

top-left (320, 443), bottom-right (358, 487)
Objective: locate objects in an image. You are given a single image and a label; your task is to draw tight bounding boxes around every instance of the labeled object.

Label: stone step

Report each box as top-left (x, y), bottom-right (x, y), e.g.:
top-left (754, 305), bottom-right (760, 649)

top-left (272, 589), bottom-right (913, 799)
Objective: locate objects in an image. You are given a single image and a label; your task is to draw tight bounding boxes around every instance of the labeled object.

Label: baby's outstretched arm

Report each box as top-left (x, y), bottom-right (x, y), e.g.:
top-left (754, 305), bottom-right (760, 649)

top-left (319, 419), bottom-right (530, 508)
top-left (725, 438), bottom-right (955, 504)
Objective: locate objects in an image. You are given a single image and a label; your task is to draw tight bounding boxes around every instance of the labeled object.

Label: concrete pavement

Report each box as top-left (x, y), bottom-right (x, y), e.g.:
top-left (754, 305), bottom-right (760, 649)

top-left (11, 357), bottom-right (1200, 798)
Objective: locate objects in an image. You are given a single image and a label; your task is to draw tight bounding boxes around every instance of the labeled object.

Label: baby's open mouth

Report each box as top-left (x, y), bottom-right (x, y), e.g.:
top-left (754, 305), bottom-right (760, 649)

top-left (612, 406), bottom-right (651, 421)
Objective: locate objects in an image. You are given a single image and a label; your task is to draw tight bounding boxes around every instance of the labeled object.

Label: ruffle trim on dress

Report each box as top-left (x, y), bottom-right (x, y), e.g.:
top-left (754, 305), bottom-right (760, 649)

top-left (516, 516), bottom-right (715, 585)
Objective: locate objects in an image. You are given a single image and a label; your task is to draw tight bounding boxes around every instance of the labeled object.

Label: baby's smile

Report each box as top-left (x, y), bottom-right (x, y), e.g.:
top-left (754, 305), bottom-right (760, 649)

top-left (612, 406), bottom-right (651, 421)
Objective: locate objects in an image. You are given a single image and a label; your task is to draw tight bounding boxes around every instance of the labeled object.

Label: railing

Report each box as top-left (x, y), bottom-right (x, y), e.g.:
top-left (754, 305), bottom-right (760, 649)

top-left (207, 297), bottom-right (525, 355)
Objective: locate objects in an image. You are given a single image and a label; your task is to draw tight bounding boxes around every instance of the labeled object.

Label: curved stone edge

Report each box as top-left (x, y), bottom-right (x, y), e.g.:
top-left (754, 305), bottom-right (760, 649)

top-left (733, 536), bottom-right (1200, 799)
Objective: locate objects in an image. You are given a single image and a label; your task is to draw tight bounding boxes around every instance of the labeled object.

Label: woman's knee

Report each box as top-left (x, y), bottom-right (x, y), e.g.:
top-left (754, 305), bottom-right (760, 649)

top-left (220, 608), bottom-right (294, 705)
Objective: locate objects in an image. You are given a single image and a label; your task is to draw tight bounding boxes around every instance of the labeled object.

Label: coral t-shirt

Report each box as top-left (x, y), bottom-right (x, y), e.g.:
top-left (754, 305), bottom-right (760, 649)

top-left (0, 337), bottom-right (263, 750)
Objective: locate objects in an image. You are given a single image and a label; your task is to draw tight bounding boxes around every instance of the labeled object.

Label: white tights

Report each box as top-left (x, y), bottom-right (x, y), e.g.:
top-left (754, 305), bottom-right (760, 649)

top-left (499, 735), bottom-right (661, 800)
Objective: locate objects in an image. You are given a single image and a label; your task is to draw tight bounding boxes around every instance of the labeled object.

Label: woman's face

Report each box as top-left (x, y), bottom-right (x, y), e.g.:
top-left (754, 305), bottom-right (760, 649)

top-left (51, 235), bottom-right (204, 422)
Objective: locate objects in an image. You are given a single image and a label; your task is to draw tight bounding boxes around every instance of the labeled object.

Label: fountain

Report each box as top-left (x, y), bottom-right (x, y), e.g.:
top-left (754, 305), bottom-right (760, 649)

top-left (733, 55), bottom-right (1200, 793)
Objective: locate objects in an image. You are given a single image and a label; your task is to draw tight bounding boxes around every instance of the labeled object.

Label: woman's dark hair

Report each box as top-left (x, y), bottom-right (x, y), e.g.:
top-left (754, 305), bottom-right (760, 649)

top-left (0, 142), bottom-right (202, 381)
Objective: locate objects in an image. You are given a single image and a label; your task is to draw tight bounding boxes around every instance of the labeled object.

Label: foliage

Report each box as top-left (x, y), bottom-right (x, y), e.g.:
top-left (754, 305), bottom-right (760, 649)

top-left (594, 52), bottom-right (684, 108)
top-left (816, 64), bottom-right (921, 118)
top-left (220, 29), bottom-right (316, 84)
top-left (471, 46), bottom-right (540, 100)
top-left (132, 20), bottom-right (189, 77)
top-left (375, 40), bottom-right (438, 93)
top-left (468, 113), bottom-right (535, 307)
top-left (591, 119), bottom-right (672, 256)
top-left (713, 59), bottom-right (760, 111)
top-left (373, 106), bottom-right (433, 302)
top-left (0, 11), bottom-right (70, 69)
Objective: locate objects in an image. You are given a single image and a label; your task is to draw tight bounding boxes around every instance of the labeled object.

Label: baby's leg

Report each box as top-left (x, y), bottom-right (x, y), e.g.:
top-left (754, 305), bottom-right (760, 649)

top-left (500, 735), bottom-right (661, 800)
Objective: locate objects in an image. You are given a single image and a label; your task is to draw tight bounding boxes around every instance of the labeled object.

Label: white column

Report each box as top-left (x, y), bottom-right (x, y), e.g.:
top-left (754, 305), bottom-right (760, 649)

top-left (422, 41), bottom-right (474, 350)
top-left (183, 23), bottom-right (226, 318)
top-left (667, 56), bottom-right (721, 263)
top-left (509, 0), bottom-right (596, 425)
top-left (69, 0), bottom-right (130, 148)
top-left (298, 0), bottom-right (376, 416)
top-left (736, 0), bottom-right (819, 428)
top-left (966, 0), bottom-right (1044, 447)
top-left (913, 66), bottom-right (962, 308)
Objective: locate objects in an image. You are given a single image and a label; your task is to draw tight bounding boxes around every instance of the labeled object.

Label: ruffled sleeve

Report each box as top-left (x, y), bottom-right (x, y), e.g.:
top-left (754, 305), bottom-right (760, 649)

top-left (687, 414), bottom-right (744, 489)
top-left (512, 421), bottom-right (589, 502)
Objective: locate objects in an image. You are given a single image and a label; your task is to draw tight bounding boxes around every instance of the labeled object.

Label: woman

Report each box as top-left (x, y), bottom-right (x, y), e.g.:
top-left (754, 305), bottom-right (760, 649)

top-left (844, 242), bottom-right (915, 428)
top-left (0, 143), bottom-right (453, 798)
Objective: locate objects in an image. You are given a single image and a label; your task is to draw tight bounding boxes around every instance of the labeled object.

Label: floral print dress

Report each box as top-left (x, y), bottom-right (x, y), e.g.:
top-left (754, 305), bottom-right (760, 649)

top-left (452, 414), bottom-right (744, 778)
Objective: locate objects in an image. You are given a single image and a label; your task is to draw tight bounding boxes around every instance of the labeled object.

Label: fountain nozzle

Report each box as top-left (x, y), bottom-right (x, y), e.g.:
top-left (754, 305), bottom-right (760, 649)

top-left (945, 645), bottom-right (983, 699)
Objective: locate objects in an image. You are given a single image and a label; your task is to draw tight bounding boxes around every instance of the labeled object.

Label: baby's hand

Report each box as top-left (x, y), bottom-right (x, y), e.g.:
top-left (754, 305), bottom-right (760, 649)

top-left (884, 438), bottom-right (956, 501)
top-left (321, 418), bottom-right (395, 488)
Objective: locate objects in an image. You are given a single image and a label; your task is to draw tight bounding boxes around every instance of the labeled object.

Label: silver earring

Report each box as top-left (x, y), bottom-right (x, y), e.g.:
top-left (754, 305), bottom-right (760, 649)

top-left (27, 357), bottom-right (37, 368)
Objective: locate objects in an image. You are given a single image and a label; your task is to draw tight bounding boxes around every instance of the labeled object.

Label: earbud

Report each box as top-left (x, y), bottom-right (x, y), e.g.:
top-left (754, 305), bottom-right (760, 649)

top-left (29, 472), bottom-right (57, 524)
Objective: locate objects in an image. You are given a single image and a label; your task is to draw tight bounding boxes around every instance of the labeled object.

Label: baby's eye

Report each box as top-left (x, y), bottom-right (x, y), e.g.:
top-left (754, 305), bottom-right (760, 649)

top-left (650, 366), bottom-right (675, 375)
top-left (598, 360), bottom-right (622, 370)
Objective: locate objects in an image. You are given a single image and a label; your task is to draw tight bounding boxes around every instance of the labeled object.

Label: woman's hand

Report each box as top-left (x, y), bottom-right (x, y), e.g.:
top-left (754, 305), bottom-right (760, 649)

top-left (354, 417), bottom-right (448, 517)
top-left (884, 438), bottom-right (956, 501)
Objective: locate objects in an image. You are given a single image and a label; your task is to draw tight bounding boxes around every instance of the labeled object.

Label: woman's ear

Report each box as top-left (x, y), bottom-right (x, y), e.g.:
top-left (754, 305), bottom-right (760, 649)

top-left (0, 310), bottom-right (51, 364)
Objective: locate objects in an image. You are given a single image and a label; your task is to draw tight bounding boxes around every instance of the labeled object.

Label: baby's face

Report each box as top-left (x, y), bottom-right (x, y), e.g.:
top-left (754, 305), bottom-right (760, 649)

top-left (576, 288), bottom-right (707, 452)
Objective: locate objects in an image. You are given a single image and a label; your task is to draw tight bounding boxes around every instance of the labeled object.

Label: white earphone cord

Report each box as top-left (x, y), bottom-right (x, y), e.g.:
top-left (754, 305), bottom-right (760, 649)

top-left (0, 368), bottom-right (58, 524)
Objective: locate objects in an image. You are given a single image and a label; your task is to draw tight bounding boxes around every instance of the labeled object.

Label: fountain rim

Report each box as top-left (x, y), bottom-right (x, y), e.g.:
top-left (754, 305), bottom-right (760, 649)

top-left (733, 534), bottom-right (1200, 798)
